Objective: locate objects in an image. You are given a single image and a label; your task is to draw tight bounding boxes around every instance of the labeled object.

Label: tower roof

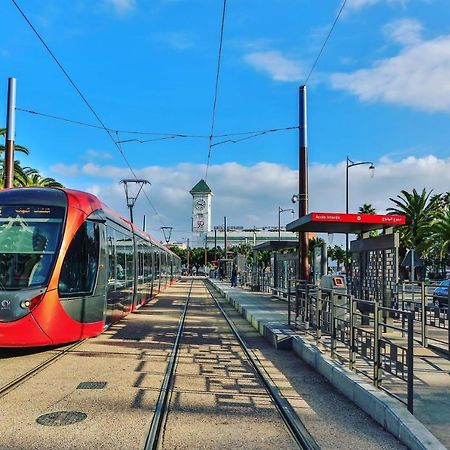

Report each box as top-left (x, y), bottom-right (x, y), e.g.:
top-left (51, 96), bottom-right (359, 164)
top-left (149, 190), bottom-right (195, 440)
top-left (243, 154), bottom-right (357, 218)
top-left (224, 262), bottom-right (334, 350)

top-left (190, 179), bottom-right (212, 194)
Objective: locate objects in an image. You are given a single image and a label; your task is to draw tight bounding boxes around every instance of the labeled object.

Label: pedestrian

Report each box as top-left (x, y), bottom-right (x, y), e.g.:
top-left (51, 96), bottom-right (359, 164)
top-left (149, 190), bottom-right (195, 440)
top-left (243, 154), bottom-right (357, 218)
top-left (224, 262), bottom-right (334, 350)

top-left (231, 265), bottom-right (238, 287)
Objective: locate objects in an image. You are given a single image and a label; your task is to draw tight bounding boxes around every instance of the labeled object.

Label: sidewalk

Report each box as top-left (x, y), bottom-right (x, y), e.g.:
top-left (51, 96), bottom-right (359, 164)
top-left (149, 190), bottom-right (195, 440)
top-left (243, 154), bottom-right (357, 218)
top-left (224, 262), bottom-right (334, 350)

top-left (208, 279), bottom-right (449, 450)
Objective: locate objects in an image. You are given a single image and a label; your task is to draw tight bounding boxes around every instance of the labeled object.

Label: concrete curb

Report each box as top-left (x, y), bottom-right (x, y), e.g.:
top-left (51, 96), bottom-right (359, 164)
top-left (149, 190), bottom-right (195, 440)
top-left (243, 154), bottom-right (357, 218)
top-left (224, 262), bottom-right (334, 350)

top-left (207, 279), bottom-right (446, 450)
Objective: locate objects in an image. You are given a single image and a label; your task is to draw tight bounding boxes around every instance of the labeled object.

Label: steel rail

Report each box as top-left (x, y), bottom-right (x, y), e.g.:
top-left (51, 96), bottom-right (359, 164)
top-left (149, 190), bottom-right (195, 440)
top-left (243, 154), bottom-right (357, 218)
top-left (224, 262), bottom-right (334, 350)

top-left (143, 279), bottom-right (194, 450)
top-left (0, 339), bottom-right (87, 398)
top-left (206, 283), bottom-right (320, 450)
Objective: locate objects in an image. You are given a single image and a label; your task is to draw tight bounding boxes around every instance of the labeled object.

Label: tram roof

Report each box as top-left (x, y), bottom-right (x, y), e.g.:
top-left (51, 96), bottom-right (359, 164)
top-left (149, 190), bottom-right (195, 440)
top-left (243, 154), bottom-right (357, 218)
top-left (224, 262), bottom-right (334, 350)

top-left (286, 212), bottom-right (406, 234)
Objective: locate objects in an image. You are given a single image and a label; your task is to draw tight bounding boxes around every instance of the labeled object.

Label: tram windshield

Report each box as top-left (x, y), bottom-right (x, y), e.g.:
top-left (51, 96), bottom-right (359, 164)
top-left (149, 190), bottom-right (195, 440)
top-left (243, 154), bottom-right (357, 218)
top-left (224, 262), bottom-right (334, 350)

top-left (0, 205), bottom-right (65, 289)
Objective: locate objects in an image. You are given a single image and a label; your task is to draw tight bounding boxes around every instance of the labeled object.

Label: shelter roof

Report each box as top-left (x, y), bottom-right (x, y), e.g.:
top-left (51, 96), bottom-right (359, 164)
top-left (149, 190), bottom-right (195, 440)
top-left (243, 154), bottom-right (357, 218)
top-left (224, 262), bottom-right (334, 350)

top-left (286, 212), bottom-right (405, 234)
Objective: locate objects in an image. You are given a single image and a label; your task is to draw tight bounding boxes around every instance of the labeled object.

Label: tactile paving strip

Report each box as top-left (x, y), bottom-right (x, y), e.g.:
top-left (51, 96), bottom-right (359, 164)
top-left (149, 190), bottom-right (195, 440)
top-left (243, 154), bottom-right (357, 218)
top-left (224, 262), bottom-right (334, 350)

top-left (36, 411), bottom-right (87, 426)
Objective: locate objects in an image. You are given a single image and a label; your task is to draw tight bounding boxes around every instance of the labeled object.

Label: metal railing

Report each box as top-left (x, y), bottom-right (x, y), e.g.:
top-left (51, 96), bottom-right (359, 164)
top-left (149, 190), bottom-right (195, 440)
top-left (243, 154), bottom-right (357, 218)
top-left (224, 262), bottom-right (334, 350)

top-left (287, 280), bottom-right (414, 413)
top-left (394, 281), bottom-right (449, 355)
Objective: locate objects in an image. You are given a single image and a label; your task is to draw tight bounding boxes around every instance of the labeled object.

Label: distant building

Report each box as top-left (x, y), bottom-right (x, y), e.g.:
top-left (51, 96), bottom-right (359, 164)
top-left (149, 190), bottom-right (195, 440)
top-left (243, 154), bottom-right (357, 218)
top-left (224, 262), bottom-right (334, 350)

top-left (206, 227), bottom-right (298, 248)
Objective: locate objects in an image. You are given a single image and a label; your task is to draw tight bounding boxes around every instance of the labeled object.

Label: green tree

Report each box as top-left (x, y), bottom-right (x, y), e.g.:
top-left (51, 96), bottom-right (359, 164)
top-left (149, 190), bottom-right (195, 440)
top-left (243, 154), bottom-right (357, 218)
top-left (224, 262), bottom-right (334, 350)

top-left (16, 167), bottom-right (63, 188)
top-left (358, 203), bottom-right (376, 214)
top-left (387, 188), bottom-right (440, 253)
top-left (1, 128), bottom-right (63, 187)
top-left (328, 245), bottom-right (346, 272)
top-left (425, 207), bottom-right (450, 266)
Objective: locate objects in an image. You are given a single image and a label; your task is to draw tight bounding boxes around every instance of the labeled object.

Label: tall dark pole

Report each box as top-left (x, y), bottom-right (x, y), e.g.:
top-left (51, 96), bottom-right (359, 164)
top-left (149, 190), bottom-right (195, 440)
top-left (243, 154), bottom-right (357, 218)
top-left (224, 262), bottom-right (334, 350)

top-left (278, 206), bottom-right (281, 241)
top-left (4, 78), bottom-right (16, 189)
top-left (214, 228), bottom-right (217, 262)
top-left (345, 157), bottom-right (350, 276)
top-left (345, 157), bottom-right (375, 278)
top-left (224, 216), bottom-right (227, 259)
top-left (299, 85), bottom-right (309, 280)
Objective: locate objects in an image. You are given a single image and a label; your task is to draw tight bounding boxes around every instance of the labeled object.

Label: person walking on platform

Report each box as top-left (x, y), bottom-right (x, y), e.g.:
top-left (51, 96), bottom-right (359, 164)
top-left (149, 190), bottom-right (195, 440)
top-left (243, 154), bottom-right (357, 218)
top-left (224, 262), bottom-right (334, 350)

top-left (231, 265), bottom-right (238, 287)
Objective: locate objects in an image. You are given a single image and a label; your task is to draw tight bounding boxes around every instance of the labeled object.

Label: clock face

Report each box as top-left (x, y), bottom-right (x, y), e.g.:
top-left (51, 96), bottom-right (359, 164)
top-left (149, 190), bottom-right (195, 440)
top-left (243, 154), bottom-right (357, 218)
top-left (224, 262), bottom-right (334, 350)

top-left (195, 199), bottom-right (206, 210)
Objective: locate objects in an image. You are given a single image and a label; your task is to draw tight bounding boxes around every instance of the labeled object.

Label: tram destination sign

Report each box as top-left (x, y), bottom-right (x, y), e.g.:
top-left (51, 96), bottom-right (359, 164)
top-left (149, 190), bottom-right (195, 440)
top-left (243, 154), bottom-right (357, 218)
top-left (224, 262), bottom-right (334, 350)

top-left (286, 212), bottom-right (406, 234)
top-left (310, 213), bottom-right (406, 225)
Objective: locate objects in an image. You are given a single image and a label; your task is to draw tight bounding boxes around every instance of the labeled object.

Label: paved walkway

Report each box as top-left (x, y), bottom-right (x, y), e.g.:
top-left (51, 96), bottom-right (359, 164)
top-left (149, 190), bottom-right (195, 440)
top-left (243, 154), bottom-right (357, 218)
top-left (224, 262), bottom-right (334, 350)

top-left (208, 279), bottom-right (450, 450)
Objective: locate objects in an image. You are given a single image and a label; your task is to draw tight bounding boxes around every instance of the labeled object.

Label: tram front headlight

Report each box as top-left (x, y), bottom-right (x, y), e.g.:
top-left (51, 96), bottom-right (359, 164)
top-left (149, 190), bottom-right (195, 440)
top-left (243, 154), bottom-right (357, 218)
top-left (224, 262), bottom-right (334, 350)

top-left (20, 294), bottom-right (44, 310)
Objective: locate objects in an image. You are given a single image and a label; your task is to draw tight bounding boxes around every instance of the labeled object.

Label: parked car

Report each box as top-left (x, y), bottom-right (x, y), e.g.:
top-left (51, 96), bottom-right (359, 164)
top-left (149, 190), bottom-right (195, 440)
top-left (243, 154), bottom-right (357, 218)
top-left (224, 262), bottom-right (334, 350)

top-left (432, 279), bottom-right (449, 308)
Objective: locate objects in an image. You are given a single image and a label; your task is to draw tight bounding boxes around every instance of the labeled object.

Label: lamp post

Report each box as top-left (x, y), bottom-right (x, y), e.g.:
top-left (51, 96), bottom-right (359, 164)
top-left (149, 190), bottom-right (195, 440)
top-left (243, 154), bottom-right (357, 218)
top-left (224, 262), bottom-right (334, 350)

top-left (345, 156), bottom-right (375, 275)
top-left (278, 207), bottom-right (295, 241)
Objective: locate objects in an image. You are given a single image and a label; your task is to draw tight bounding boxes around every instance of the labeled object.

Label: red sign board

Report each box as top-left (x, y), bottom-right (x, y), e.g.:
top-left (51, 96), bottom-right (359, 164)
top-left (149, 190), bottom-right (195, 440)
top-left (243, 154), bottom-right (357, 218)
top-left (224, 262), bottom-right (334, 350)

top-left (310, 212), bottom-right (406, 225)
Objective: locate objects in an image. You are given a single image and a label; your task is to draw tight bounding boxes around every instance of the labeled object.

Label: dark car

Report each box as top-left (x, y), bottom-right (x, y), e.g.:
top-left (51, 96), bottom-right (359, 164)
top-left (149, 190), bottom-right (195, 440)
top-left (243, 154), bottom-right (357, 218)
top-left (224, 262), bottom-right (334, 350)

top-left (432, 280), bottom-right (449, 308)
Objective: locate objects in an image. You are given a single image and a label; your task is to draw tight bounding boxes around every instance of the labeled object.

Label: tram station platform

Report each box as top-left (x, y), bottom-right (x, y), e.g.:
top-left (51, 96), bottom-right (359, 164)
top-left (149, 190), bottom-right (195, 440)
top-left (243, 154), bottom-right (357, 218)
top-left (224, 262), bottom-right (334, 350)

top-left (207, 279), bottom-right (449, 450)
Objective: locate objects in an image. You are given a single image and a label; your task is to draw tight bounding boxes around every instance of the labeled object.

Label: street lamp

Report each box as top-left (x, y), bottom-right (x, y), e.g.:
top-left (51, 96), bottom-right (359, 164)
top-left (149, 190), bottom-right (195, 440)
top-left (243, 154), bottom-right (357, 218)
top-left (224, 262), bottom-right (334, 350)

top-left (278, 206), bottom-right (295, 241)
top-left (345, 156), bottom-right (375, 274)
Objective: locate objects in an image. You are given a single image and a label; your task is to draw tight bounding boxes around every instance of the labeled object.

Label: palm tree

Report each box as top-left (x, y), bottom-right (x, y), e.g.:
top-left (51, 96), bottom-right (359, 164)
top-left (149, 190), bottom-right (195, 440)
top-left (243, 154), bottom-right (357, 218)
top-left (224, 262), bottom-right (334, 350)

top-left (0, 128), bottom-right (30, 156)
top-left (358, 203), bottom-right (376, 214)
top-left (387, 188), bottom-right (440, 252)
top-left (1, 128), bottom-right (63, 188)
top-left (328, 245), bottom-right (346, 272)
top-left (426, 208), bottom-right (450, 264)
top-left (17, 167), bottom-right (63, 188)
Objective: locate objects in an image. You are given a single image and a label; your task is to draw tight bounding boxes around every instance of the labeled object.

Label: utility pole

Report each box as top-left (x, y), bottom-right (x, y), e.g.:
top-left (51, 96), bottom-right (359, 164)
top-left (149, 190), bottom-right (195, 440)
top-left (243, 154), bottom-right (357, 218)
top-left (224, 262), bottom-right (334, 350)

top-left (4, 78), bottom-right (16, 189)
top-left (298, 85), bottom-right (309, 280)
top-left (224, 216), bottom-right (227, 259)
top-left (186, 238), bottom-right (190, 271)
top-left (204, 233), bottom-right (208, 268)
top-left (214, 228), bottom-right (217, 262)
top-left (120, 179), bottom-right (150, 224)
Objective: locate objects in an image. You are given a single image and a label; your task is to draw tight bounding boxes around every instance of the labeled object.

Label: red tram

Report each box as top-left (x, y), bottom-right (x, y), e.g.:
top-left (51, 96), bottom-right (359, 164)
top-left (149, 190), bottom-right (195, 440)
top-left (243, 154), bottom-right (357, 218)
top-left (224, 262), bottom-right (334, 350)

top-left (0, 187), bottom-right (181, 347)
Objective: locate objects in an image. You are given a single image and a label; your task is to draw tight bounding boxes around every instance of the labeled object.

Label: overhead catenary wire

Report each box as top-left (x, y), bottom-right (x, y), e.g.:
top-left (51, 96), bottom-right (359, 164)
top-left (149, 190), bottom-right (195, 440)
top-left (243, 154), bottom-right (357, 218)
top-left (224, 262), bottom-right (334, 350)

top-left (205, 0), bottom-right (228, 181)
top-left (304, 0), bottom-right (348, 85)
top-left (11, 0), bottom-right (166, 228)
top-left (16, 106), bottom-right (298, 146)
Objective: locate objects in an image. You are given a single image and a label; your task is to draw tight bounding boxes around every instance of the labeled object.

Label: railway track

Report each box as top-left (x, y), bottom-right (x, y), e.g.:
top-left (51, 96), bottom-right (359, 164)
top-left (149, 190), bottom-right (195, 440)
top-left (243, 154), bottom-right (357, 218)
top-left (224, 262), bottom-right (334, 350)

top-left (0, 340), bottom-right (87, 399)
top-left (143, 279), bottom-right (320, 450)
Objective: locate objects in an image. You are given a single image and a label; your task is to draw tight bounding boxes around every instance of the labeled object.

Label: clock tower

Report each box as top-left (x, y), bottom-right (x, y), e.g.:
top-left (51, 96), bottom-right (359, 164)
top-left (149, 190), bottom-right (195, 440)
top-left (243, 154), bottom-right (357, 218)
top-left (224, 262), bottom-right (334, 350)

top-left (190, 179), bottom-right (213, 233)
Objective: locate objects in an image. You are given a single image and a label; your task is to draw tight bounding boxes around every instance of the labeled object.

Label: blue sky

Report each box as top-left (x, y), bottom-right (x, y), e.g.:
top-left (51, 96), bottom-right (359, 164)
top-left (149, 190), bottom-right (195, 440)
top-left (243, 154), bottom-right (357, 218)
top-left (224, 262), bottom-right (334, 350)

top-left (1, 0), bottom-right (449, 242)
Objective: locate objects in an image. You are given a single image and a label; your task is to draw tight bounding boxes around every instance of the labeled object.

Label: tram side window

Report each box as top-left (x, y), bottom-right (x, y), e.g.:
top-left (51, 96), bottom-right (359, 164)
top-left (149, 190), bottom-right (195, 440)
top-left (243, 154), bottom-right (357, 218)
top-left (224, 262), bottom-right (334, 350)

top-left (59, 221), bottom-right (100, 297)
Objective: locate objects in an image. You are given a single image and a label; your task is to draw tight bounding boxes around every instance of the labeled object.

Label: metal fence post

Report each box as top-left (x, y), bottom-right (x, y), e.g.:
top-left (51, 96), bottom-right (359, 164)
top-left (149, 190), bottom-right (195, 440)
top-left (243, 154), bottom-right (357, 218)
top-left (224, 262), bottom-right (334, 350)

top-left (373, 301), bottom-right (380, 387)
top-left (316, 287), bottom-right (322, 342)
top-left (295, 281), bottom-right (300, 327)
top-left (349, 295), bottom-right (355, 370)
top-left (331, 291), bottom-right (336, 359)
top-left (420, 281), bottom-right (427, 347)
top-left (288, 279), bottom-right (291, 326)
top-left (407, 311), bottom-right (414, 414)
top-left (305, 283), bottom-right (310, 330)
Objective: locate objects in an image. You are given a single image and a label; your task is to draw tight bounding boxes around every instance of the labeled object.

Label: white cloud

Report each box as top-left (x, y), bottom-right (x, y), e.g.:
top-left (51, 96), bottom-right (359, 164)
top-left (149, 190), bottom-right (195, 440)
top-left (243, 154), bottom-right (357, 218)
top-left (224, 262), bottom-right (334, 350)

top-left (153, 32), bottom-right (194, 50)
top-left (59, 155), bottom-right (450, 243)
top-left (85, 149), bottom-right (113, 160)
top-left (243, 51), bottom-right (304, 82)
top-left (382, 18), bottom-right (423, 46)
top-left (330, 34), bottom-right (450, 112)
top-left (105, 0), bottom-right (135, 14)
top-left (346, 0), bottom-right (408, 10)
top-left (50, 163), bottom-right (79, 177)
